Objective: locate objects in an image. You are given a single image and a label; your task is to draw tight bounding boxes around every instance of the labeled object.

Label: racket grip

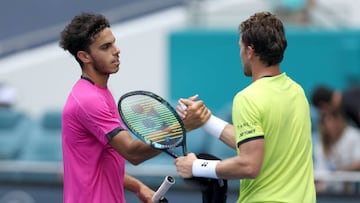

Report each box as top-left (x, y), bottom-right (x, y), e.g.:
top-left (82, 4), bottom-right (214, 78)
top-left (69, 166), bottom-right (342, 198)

top-left (152, 176), bottom-right (175, 203)
top-left (165, 150), bottom-right (178, 158)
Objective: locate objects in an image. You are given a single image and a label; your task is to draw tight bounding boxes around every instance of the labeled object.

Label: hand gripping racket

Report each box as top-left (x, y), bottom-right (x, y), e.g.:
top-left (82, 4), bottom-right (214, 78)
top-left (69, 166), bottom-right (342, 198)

top-left (118, 90), bottom-right (187, 158)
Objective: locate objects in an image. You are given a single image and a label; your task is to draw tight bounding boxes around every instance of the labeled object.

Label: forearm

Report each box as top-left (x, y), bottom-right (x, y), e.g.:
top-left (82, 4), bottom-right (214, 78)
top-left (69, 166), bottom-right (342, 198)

top-left (191, 139), bottom-right (264, 180)
top-left (216, 156), bottom-right (261, 179)
top-left (126, 140), bottom-right (162, 165)
top-left (201, 114), bottom-right (236, 149)
top-left (191, 154), bottom-right (262, 180)
top-left (110, 132), bottom-right (161, 165)
top-left (219, 124), bottom-right (236, 149)
top-left (341, 160), bottom-right (360, 171)
top-left (124, 173), bottom-right (144, 193)
top-left (124, 173), bottom-right (154, 202)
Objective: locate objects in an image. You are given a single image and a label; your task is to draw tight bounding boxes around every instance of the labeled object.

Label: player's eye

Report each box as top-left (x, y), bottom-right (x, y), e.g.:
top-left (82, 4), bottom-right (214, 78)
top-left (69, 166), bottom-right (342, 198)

top-left (101, 43), bottom-right (111, 50)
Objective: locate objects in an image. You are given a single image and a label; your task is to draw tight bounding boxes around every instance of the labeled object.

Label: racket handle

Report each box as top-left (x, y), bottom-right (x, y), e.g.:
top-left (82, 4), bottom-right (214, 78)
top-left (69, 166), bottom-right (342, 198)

top-left (152, 176), bottom-right (175, 203)
top-left (165, 150), bottom-right (178, 158)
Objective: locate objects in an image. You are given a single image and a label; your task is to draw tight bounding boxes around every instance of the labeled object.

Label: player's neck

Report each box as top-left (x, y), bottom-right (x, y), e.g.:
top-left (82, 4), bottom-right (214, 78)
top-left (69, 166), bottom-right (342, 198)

top-left (81, 71), bottom-right (109, 88)
top-left (252, 64), bottom-right (280, 82)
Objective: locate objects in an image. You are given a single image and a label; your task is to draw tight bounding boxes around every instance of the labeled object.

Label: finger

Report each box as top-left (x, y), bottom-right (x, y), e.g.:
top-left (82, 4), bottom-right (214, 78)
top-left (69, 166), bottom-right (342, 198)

top-left (174, 157), bottom-right (179, 165)
top-left (201, 104), bottom-right (211, 116)
top-left (191, 100), bottom-right (205, 111)
top-left (180, 102), bottom-right (187, 110)
top-left (203, 108), bottom-right (212, 119)
top-left (187, 153), bottom-right (197, 159)
top-left (176, 105), bottom-right (186, 118)
top-left (176, 168), bottom-right (190, 179)
top-left (195, 101), bottom-right (211, 116)
top-left (188, 94), bottom-right (199, 101)
top-left (180, 98), bottom-right (195, 106)
top-left (178, 100), bottom-right (187, 111)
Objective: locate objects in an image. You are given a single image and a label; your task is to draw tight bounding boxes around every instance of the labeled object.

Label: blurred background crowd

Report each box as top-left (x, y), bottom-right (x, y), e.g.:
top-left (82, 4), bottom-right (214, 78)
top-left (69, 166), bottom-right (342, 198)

top-left (0, 0), bottom-right (360, 202)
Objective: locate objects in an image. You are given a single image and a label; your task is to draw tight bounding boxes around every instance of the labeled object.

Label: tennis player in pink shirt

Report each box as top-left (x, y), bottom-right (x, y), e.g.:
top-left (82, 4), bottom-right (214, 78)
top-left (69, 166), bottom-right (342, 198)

top-left (59, 12), bottom-right (209, 203)
top-left (59, 12), bottom-right (163, 203)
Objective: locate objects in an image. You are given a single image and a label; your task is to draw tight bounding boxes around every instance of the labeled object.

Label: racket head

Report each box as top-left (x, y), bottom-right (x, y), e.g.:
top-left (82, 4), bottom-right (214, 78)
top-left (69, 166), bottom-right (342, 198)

top-left (118, 91), bottom-right (186, 151)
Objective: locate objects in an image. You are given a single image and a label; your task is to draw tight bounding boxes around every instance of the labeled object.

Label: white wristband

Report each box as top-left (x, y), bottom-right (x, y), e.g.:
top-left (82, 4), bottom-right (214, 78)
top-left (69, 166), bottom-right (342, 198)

top-left (192, 159), bottom-right (219, 179)
top-left (202, 115), bottom-right (228, 139)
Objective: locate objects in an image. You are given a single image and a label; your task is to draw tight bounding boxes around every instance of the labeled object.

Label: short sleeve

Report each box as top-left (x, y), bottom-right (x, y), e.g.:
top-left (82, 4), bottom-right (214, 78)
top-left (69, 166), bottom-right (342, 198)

top-left (232, 93), bottom-right (264, 147)
top-left (76, 95), bottom-right (124, 145)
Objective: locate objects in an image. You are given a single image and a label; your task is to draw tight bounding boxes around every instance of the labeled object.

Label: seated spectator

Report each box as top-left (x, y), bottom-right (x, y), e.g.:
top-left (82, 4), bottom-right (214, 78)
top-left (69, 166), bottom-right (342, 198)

top-left (313, 109), bottom-right (360, 193)
top-left (311, 85), bottom-right (360, 128)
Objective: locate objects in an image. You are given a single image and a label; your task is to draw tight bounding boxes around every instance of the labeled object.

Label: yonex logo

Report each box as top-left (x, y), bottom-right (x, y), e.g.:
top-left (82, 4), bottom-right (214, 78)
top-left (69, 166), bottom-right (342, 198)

top-left (201, 162), bottom-right (208, 167)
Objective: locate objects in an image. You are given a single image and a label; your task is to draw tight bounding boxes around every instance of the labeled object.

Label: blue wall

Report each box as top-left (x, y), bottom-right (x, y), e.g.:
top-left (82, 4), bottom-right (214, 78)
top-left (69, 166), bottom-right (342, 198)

top-left (169, 28), bottom-right (360, 115)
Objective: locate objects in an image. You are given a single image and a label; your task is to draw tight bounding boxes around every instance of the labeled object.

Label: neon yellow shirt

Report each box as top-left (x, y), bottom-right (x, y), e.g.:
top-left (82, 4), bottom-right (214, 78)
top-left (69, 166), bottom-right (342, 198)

top-left (233, 73), bottom-right (316, 203)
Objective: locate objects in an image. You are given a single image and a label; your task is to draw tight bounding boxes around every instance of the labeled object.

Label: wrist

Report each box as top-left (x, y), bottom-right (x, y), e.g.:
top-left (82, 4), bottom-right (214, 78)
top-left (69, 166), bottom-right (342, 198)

top-left (192, 159), bottom-right (219, 179)
top-left (201, 115), bottom-right (228, 139)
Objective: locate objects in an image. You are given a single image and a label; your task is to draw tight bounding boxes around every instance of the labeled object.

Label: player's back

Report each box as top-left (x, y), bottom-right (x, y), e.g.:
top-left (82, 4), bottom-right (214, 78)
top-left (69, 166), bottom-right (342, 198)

top-left (234, 73), bottom-right (316, 203)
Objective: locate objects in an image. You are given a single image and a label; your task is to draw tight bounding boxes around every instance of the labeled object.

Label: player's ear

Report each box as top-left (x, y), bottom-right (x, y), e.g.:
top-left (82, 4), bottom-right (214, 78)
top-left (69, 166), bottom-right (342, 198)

top-left (247, 45), bottom-right (255, 58)
top-left (77, 51), bottom-right (91, 64)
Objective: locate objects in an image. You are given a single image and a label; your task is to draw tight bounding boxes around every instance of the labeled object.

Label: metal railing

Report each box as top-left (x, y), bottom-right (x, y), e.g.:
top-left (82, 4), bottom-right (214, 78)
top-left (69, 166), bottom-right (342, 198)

top-left (0, 160), bottom-right (360, 194)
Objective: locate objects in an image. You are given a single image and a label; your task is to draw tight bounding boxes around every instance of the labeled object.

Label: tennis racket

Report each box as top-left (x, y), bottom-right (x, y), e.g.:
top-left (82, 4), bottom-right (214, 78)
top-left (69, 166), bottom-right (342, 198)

top-left (118, 90), bottom-right (187, 158)
top-left (152, 176), bottom-right (175, 203)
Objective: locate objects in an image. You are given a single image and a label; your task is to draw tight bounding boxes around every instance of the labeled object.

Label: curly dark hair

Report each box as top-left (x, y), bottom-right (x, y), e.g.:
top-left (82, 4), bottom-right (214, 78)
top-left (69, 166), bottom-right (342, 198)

top-left (59, 12), bottom-right (110, 67)
top-left (239, 12), bottom-right (287, 67)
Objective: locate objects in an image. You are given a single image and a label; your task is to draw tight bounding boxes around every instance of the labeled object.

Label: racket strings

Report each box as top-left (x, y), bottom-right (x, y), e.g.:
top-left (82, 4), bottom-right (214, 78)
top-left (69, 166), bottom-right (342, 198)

top-left (129, 120), bottom-right (183, 143)
top-left (123, 110), bottom-right (180, 133)
top-left (120, 96), bottom-right (184, 147)
top-left (149, 135), bottom-right (183, 143)
top-left (146, 126), bottom-right (183, 142)
top-left (125, 114), bottom-right (178, 127)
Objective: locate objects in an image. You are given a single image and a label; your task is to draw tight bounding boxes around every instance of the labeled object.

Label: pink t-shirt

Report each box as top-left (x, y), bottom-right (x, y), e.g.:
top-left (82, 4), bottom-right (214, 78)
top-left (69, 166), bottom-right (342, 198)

top-left (62, 78), bottom-right (126, 203)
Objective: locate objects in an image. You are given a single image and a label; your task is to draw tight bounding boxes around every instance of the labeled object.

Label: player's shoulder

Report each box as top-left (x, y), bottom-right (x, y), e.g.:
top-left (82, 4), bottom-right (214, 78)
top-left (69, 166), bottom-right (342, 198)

top-left (70, 81), bottom-right (105, 107)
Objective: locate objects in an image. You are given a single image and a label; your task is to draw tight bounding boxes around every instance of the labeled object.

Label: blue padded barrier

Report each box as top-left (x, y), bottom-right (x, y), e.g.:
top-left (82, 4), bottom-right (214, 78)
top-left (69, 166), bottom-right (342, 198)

top-left (0, 108), bottom-right (32, 160)
top-left (18, 110), bottom-right (62, 162)
top-left (14, 110), bottom-right (63, 183)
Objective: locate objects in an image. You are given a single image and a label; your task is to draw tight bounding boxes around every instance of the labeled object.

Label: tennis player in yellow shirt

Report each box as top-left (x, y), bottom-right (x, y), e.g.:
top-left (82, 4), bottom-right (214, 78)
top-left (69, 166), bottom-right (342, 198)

top-left (175, 11), bottom-right (316, 203)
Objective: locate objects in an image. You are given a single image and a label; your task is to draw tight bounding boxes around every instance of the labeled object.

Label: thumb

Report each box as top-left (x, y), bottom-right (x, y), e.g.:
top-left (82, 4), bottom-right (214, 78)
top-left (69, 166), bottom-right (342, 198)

top-left (179, 98), bottom-right (194, 106)
top-left (189, 94), bottom-right (199, 101)
top-left (179, 94), bottom-right (199, 106)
